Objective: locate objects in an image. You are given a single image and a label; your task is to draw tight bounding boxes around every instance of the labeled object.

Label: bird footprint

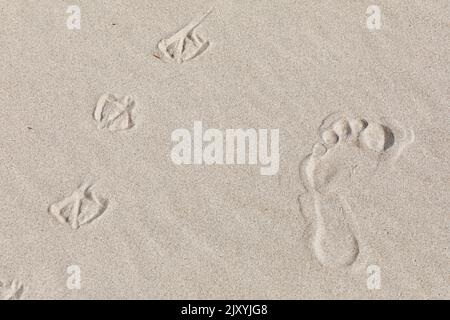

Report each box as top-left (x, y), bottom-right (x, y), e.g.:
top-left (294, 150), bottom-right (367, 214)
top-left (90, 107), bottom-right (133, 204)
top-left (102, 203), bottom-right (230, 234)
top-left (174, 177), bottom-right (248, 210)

top-left (155, 8), bottom-right (213, 64)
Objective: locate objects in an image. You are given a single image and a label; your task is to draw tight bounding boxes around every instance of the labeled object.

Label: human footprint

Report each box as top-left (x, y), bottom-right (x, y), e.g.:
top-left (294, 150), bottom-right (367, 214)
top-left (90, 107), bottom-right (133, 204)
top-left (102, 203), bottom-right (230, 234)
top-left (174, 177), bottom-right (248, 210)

top-left (49, 183), bottom-right (109, 230)
top-left (154, 8), bottom-right (213, 64)
top-left (299, 113), bottom-right (414, 268)
top-left (0, 279), bottom-right (25, 300)
top-left (94, 93), bottom-right (136, 132)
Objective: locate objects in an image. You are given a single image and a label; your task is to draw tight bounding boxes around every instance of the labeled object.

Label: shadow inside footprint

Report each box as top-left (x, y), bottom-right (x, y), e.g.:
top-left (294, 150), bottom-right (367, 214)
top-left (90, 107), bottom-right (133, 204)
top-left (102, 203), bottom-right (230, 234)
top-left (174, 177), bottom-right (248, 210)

top-left (382, 125), bottom-right (395, 151)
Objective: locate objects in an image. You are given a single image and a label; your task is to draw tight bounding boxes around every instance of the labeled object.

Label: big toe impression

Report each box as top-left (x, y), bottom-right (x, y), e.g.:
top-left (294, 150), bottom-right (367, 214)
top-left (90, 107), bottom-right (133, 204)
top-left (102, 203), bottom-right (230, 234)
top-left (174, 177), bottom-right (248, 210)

top-left (359, 123), bottom-right (394, 152)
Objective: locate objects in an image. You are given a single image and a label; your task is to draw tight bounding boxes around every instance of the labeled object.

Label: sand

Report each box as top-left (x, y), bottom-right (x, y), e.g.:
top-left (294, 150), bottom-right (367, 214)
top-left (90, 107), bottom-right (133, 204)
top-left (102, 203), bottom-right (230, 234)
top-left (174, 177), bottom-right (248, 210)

top-left (0, 0), bottom-right (448, 299)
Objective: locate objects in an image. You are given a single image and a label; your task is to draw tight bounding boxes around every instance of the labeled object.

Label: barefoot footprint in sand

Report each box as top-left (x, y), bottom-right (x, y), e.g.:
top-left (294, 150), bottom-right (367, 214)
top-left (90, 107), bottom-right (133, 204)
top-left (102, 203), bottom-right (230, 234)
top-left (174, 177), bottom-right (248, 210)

top-left (49, 183), bottom-right (109, 230)
top-left (94, 93), bottom-right (136, 132)
top-left (0, 279), bottom-right (24, 300)
top-left (155, 8), bottom-right (213, 63)
top-left (299, 113), bottom-right (414, 268)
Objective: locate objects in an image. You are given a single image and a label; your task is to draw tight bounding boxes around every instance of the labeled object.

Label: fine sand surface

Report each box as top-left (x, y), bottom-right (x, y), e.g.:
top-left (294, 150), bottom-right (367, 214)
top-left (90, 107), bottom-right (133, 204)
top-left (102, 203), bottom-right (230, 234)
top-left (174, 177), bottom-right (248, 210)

top-left (0, 0), bottom-right (449, 299)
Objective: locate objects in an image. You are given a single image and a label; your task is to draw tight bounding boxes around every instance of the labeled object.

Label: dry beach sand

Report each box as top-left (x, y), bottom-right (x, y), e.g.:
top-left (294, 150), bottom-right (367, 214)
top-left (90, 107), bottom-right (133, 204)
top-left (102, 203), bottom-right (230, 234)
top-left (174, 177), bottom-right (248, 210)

top-left (0, 0), bottom-right (449, 299)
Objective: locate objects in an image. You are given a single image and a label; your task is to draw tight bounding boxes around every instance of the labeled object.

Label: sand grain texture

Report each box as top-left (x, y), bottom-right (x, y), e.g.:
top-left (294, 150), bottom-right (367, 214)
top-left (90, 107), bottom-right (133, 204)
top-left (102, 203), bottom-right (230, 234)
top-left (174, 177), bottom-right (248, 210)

top-left (0, 0), bottom-right (448, 299)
